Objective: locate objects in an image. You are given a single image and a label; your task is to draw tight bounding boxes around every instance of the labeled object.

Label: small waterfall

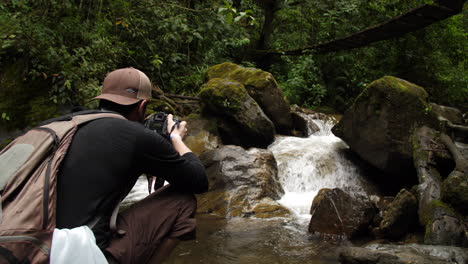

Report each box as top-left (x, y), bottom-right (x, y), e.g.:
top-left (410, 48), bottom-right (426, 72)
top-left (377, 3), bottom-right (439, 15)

top-left (268, 118), bottom-right (367, 221)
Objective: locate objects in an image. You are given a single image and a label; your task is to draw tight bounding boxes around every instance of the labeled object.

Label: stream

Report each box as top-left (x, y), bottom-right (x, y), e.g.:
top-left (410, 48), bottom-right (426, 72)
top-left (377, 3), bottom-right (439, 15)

top-left (123, 119), bottom-right (374, 263)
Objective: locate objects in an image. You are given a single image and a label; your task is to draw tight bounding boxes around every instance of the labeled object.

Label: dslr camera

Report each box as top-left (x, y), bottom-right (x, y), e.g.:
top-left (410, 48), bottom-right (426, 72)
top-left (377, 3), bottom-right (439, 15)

top-left (144, 112), bottom-right (180, 190)
top-left (144, 112), bottom-right (180, 140)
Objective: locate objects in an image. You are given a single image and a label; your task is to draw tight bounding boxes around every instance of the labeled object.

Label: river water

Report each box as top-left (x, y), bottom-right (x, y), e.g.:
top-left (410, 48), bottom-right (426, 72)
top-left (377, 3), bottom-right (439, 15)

top-left (124, 119), bottom-right (372, 263)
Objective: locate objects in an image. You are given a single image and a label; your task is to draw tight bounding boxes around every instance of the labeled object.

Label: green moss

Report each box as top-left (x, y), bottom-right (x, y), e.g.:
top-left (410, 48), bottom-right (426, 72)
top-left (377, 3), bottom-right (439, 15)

top-left (186, 113), bottom-right (200, 120)
top-left (441, 171), bottom-right (468, 214)
top-left (147, 99), bottom-right (176, 115)
top-left (227, 68), bottom-right (272, 93)
top-left (376, 76), bottom-right (429, 99)
top-left (199, 78), bottom-right (248, 115)
top-left (420, 199), bottom-right (456, 226)
top-left (206, 62), bottom-right (241, 80)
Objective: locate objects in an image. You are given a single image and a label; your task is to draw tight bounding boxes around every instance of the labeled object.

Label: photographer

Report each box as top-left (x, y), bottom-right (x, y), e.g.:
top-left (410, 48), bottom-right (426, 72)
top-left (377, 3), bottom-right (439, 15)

top-left (54, 68), bottom-right (208, 263)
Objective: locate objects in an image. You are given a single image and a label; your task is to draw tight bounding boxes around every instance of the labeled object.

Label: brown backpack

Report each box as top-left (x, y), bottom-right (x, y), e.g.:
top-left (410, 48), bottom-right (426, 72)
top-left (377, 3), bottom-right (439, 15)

top-left (0, 111), bottom-right (124, 264)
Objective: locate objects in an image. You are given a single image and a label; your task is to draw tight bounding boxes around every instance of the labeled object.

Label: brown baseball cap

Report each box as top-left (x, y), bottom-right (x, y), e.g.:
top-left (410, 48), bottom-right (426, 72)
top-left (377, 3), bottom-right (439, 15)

top-left (93, 67), bottom-right (152, 105)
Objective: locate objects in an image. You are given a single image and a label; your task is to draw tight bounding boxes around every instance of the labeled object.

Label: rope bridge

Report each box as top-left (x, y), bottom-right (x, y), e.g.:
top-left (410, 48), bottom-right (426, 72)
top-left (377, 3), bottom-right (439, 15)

top-left (259, 0), bottom-right (466, 56)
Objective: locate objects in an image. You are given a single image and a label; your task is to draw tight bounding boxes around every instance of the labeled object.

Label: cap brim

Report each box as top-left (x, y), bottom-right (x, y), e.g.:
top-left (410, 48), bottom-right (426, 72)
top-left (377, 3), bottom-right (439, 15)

top-left (92, 94), bottom-right (142, 105)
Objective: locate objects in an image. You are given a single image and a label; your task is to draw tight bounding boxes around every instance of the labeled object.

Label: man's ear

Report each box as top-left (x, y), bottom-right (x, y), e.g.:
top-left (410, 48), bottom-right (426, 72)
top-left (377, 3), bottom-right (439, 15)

top-left (137, 100), bottom-right (149, 122)
top-left (139, 99), bottom-right (149, 113)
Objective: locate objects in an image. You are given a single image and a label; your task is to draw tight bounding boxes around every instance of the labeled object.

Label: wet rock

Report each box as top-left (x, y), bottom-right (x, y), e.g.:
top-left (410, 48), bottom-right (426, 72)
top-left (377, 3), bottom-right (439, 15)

top-left (375, 189), bottom-right (418, 240)
top-left (339, 244), bottom-right (468, 264)
top-left (430, 103), bottom-right (464, 125)
top-left (441, 170), bottom-right (468, 215)
top-left (308, 188), bottom-right (376, 238)
top-left (199, 78), bottom-right (275, 148)
top-left (183, 115), bottom-right (221, 156)
top-left (412, 126), bottom-right (443, 214)
top-left (197, 145), bottom-right (290, 218)
top-left (332, 76), bottom-right (438, 188)
top-left (206, 63), bottom-right (293, 134)
top-left (422, 200), bottom-right (467, 247)
top-left (412, 127), bottom-right (468, 246)
top-left (290, 108), bottom-right (320, 137)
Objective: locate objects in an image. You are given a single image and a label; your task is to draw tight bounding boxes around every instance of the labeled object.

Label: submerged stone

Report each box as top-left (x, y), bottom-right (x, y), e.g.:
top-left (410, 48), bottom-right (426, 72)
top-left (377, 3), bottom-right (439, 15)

top-left (339, 244), bottom-right (468, 264)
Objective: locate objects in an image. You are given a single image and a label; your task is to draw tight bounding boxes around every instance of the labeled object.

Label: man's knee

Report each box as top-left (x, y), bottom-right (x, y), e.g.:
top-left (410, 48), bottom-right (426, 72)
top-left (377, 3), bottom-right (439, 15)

top-left (156, 185), bottom-right (197, 213)
top-left (172, 191), bottom-right (197, 215)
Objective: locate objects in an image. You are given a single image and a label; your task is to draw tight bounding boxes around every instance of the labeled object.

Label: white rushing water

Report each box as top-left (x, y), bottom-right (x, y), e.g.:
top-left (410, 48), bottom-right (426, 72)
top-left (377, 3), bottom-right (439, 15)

top-left (124, 118), bottom-right (369, 224)
top-left (268, 119), bottom-right (367, 221)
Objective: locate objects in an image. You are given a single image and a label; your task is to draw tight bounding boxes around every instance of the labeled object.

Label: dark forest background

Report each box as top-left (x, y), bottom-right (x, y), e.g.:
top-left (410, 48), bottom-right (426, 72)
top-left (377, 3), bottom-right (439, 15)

top-left (0, 0), bottom-right (466, 131)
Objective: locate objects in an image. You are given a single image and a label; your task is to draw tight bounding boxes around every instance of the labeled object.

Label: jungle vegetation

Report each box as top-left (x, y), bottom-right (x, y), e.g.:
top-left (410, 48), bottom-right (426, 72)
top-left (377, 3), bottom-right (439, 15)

top-left (0, 0), bottom-right (466, 130)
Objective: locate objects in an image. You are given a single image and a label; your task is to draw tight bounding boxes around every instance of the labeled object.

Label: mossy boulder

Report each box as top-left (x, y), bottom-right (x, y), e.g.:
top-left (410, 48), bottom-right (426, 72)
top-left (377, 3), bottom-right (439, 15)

top-left (332, 76), bottom-right (438, 186)
top-left (441, 170), bottom-right (468, 215)
top-left (206, 62), bottom-right (241, 80)
top-left (206, 63), bottom-right (293, 134)
top-left (197, 146), bottom-right (290, 218)
top-left (421, 200), bottom-right (467, 247)
top-left (430, 103), bottom-right (464, 125)
top-left (199, 78), bottom-right (275, 149)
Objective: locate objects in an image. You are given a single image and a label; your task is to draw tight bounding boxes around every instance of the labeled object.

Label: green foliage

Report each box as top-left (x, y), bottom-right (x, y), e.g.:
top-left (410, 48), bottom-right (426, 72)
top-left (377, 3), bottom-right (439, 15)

top-left (0, 0), bottom-right (466, 132)
top-left (218, 1), bottom-right (257, 26)
top-left (273, 56), bottom-right (326, 107)
top-left (1, 112), bottom-right (10, 121)
top-left (269, 0), bottom-right (467, 110)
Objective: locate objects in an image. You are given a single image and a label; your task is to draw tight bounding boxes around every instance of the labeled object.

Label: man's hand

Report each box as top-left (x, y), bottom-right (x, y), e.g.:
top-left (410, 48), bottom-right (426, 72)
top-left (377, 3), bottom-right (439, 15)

top-left (166, 114), bottom-right (187, 138)
top-left (166, 114), bottom-right (191, 155)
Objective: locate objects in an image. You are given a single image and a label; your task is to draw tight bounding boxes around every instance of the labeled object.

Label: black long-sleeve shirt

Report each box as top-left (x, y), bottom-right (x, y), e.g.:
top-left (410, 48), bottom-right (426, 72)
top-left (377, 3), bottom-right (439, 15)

top-left (56, 116), bottom-right (208, 247)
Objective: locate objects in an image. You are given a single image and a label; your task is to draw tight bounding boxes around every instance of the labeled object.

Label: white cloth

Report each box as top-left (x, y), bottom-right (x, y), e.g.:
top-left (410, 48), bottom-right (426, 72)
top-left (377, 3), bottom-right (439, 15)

top-left (51, 226), bottom-right (108, 264)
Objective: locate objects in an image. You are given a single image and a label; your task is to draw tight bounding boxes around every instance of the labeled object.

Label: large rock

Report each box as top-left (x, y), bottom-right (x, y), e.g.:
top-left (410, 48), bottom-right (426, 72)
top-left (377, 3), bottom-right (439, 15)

top-left (332, 76), bottom-right (438, 186)
top-left (430, 103), bottom-right (464, 125)
top-left (197, 145), bottom-right (290, 218)
top-left (339, 244), bottom-right (468, 264)
top-left (412, 126), bottom-right (443, 213)
top-left (199, 78), bottom-right (275, 148)
top-left (421, 200), bottom-right (468, 247)
top-left (206, 62), bottom-right (242, 80)
top-left (412, 126), bottom-right (468, 247)
top-left (374, 189), bottom-right (418, 240)
top-left (207, 62), bottom-right (293, 134)
top-left (308, 188), bottom-right (376, 238)
top-left (441, 170), bottom-right (468, 215)
top-left (290, 105), bottom-right (320, 137)
top-left (182, 115), bottom-right (221, 156)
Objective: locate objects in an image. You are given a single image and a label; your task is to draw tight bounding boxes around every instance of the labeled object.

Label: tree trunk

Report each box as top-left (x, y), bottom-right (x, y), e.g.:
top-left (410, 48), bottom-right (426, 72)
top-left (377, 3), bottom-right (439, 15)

top-left (255, 0), bottom-right (280, 70)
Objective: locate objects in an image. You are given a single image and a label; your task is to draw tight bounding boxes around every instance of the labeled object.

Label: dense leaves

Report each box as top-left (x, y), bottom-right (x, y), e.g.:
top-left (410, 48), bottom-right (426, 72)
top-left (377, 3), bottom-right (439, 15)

top-left (0, 0), bottom-right (466, 130)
